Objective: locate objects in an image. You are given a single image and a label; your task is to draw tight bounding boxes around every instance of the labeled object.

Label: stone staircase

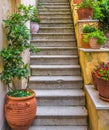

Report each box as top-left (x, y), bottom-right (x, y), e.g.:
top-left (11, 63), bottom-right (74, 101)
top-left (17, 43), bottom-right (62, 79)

top-left (29, 0), bottom-right (88, 129)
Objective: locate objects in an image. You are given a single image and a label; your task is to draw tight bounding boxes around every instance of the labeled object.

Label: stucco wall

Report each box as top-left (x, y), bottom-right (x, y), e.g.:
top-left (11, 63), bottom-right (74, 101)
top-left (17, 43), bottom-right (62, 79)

top-left (0, 0), bottom-right (36, 129)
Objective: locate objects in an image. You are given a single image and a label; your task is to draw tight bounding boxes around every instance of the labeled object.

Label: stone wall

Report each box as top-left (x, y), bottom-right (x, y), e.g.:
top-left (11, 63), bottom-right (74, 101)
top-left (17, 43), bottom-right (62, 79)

top-left (0, 0), bottom-right (36, 129)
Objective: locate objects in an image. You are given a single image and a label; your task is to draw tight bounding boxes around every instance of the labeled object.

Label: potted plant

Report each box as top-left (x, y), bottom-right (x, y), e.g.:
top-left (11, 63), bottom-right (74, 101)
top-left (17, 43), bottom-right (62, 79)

top-left (83, 29), bottom-right (107, 49)
top-left (0, 4), bottom-right (40, 130)
top-left (30, 7), bottom-right (41, 34)
top-left (92, 62), bottom-right (109, 102)
top-left (81, 24), bottom-right (97, 48)
top-left (76, 0), bottom-right (94, 20)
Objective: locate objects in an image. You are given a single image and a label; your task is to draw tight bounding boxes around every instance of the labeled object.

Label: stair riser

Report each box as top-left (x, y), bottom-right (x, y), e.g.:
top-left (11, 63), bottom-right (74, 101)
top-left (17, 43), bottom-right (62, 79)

top-left (30, 58), bottom-right (78, 65)
top-left (39, 13), bottom-right (71, 17)
top-left (38, 28), bottom-right (73, 33)
top-left (39, 23), bottom-right (73, 27)
top-left (31, 49), bottom-right (77, 55)
top-left (33, 117), bottom-right (87, 126)
top-left (29, 81), bottom-right (83, 89)
top-left (31, 68), bottom-right (80, 76)
top-left (31, 35), bottom-right (74, 40)
top-left (37, 97), bottom-right (85, 106)
top-left (38, 9), bottom-right (70, 12)
top-left (31, 41), bottom-right (76, 47)
top-left (40, 19), bottom-right (72, 23)
top-left (38, 0), bottom-right (69, 3)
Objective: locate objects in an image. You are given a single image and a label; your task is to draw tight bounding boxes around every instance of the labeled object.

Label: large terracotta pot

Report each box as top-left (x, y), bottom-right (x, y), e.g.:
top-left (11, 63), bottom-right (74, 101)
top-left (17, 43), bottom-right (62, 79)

top-left (73, 0), bottom-right (82, 4)
top-left (81, 33), bottom-right (90, 48)
top-left (77, 8), bottom-right (93, 20)
top-left (30, 22), bottom-right (40, 34)
top-left (5, 90), bottom-right (37, 130)
top-left (89, 38), bottom-right (102, 49)
top-left (97, 78), bottom-right (109, 102)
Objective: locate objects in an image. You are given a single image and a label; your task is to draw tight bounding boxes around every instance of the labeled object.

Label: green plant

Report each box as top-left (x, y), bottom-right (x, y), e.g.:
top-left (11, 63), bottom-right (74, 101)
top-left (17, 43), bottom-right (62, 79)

top-left (84, 30), bottom-right (107, 44)
top-left (0, 4), bottom-right (40, 97)
top-left (82, 25), bottom-right (97, 33)
top-left (77, 0), bottom-right (94, 9)
top-left (30, 6), bottom-right (41, 23)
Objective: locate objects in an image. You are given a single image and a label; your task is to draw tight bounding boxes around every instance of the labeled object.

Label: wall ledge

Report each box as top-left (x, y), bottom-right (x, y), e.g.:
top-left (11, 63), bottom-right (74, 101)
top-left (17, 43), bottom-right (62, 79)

top-left (75, 19), bottom-right (99, 26)
top-left (79, 48), bottom-right (109, 52)
top-left (85, 85), bottom-right (109, 110)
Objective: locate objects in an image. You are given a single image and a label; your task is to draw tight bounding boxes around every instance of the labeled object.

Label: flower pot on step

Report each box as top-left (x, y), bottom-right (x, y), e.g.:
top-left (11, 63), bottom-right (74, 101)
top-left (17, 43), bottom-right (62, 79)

top-left (92, 72), bottom-right (98, 90)
top-left (97, 78), bottom-right (109, 102)
top-left (77, 8), bottom-right (93, 20)
top-left (81, 33), bottom-right (90, 48)
top-left (73, 0), bottom-right (82, 4)
top-left (89, 38), bottom-right (102, 49)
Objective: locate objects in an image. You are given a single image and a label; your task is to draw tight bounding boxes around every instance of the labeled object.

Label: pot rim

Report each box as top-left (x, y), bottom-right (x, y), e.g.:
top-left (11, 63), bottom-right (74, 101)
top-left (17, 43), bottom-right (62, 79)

top-left (6, 90), bottom-right (36, 101)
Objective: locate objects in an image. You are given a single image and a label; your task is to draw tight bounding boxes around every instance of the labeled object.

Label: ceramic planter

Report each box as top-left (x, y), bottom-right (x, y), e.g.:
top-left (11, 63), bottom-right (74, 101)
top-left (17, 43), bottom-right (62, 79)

top-left (77, 8), bottom-right (93, 20)
top-left (5, 90), bottom-right (37, 130)
top-left (89, 38), bottom-right (102, 49)
top-left (97, 78), bottom-right (109, 102)
top-left (30, 22), bottom-right (40, 34)
top-left (81, 33), bottom-right (90, 48)
top-left (73, 0), bottom-right (82, 4)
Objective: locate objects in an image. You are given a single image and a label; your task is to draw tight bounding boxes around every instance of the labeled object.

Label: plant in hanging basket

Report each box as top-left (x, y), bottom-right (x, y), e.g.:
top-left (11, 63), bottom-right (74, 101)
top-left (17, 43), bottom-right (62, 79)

top-left (81, 25), bottom-right (97, 48)
top-left (76, 0), bottom-right (94, 20)
top-left (92, 62), bottom-right (109, 101)
top-left (0, 4), bottom-right (40, 130)
top-left (83, 29), bottom-right (107, 49)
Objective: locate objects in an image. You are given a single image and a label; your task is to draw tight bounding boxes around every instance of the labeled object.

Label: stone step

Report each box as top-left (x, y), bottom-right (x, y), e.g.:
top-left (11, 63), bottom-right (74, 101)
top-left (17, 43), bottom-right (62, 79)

top-left (40, 15), bottom-right (72, 19)
top-left (39, 12), bottom-right (71, 15)
top-left (38, 8), bottom-right (70, 12)
top-left (33, 106), bottom-right (87, 126)
top-left (39, 3), bottom-right (70, 5)
top-left (40, 18), bottom-right (72, 23)
top-left (31, 47), bottom-right (77, 55)
top-left (39, 23), bottom-right (73, 27)
top-left (29, 76), bottom-right (83, 89)
top-left (38, 27), bottom-right (73, 33)
top-left (30, 65), bottom-right (80, 76)
top-left (29, 126), bottom-right (88, 130)
top-left (31, 33), bottom-right (74, 40)
top-left (31, 39), bottom-right (76, 47)
top-left (39, 6), bottom-right (70, 10)
top-left (38, 0), bottom-right (69, 3)
top-left (34, 89), bottom-right (85, 106)
top-left (30, 55), bottom-right (79, 65)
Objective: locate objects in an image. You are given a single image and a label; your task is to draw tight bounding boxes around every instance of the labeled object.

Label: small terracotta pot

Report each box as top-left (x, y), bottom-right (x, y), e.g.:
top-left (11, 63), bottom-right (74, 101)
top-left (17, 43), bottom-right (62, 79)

top-left (97, 78), bottom-right (109, 101)
top-left (89, 38), bottom-right (102, 49)
top-left (5, 90), bottom-right (37, 130)
top-left (77, 8), bottom-right (93, 20)
top-left (81, 33), bottom-right (90, 48)
top-left (73, 0), bottom-right (82, 4)
top-left (30, 22), bottom-right (40, 34)
top-left (92, 72), bottom-right (98, 90)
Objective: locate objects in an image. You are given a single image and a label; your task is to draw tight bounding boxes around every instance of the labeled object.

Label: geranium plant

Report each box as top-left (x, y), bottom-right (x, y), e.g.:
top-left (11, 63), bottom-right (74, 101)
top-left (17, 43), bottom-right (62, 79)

top-left (93, 62), bottom-right (109, 81)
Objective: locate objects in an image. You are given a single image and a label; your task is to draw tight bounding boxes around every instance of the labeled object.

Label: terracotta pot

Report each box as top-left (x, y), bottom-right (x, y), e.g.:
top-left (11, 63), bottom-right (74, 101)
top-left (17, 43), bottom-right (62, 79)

top-left (5, 90), bottom-right (37, 130)
top-left (81, 33), bottom-right (90, 48)
top-left (97, 78), bottom-right (109, 101)
top-left (73, 0), bottom-right (82, 4)
top-left (77, 8), bottom-right (93, 20)
top-left (92, 72), bottom-right (98, 90)
top-left (89, 38), bottom-right (102, 49)
top-left (30, 22), bottom-right (40, 34)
